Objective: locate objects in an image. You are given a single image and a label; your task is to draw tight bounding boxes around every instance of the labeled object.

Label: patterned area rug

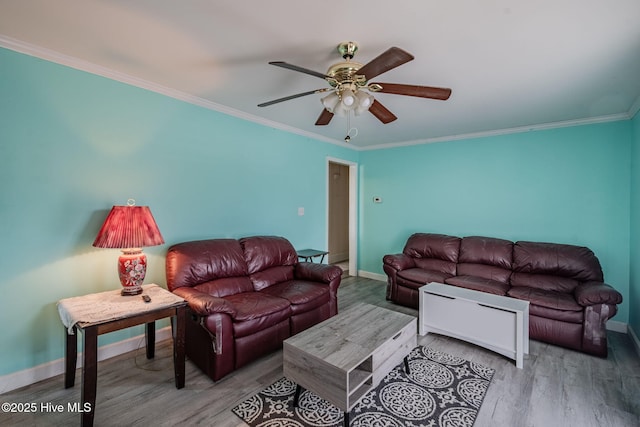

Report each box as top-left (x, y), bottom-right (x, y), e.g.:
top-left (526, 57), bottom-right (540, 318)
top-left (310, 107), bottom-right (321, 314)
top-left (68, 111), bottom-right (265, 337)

top-left (232, 346), bottom-right (495, 427)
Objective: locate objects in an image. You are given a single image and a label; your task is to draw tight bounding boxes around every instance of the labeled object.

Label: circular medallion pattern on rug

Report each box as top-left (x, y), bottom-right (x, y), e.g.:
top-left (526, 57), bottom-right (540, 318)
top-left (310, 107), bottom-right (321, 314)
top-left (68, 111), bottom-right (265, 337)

top-left (439, 407), bottom-right (477, 427)
top-left (458, 378), bottom-right (491, 407)
top-left (422, 346), bottom-right (467, 365)
top-left (408, 359), bottom-right (455, 388)
top-left (233, 394), bottom-right (264, 424)
top-left (297, 391), bottom-right (343, 425)
top-left (379, 381), bottom-right (436, 419)
top-left (262, 377), bottom-right (298, 397)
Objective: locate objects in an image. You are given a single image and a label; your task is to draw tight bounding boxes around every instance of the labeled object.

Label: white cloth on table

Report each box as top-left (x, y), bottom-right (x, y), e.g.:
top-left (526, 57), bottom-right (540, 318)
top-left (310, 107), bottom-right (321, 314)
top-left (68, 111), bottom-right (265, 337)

top-left (57, 284), bottom-right (185, 334)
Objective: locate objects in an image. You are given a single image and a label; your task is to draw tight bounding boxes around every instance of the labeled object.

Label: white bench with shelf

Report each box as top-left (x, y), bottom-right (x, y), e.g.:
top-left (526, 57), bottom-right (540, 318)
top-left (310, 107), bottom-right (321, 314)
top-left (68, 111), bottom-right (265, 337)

top-left (419, 282), bottom-right (529, 368)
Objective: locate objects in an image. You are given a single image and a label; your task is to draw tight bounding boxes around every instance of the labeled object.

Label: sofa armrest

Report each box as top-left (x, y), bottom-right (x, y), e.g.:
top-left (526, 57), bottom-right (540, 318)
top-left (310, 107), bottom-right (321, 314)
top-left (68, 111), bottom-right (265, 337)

top-left (382, 253), bottom-right (416, 271)
top-left (295, 262), bottom-right (342, 283)
top-left (575, 281), bottom-right (623, 306)
top-left (172, 287), bottom-right (238, 317)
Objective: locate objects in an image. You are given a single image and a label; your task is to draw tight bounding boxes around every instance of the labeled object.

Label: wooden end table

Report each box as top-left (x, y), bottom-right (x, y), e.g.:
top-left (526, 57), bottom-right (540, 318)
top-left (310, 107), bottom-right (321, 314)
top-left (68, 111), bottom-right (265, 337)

top-left (58, 284), bottom-right (187, 426)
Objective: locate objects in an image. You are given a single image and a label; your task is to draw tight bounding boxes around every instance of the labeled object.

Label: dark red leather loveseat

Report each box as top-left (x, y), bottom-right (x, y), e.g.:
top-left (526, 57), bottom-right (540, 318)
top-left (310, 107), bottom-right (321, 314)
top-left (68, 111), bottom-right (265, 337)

top-left (383, 233), bottom-right (623, 357)
top-left (166, 236), bottom-right (342, 381)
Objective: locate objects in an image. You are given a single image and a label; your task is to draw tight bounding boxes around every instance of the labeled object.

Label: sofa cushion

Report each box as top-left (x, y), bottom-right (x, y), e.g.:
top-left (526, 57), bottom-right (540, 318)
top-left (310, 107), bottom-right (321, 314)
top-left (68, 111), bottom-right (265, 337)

top-left (224, 292), bottom-right (291, 338)
top-left (397, 268), bottom-right (452, 289)
top-left (166, 239), bottom-right (249, 291)
top-left (456, 236), bottom-right (513, 283)
top-left (403, 233), bottom-right (460, 276)
top-left (260, 281), bottom-right (330, 314)
top-left (249, 265), bottom-right (295, 291)
top-left (194, 277), bottom-right (254, 298)
top-left (528, 304), bottom-right (584, 324)
top-left (459, 236), bottom-right (513, 269)
top-left (456, 264), bottom-right (511, 284)
top-left (508, 286), bottom-right (583, 312)
top-left (445, 275), bottom-right (510, 295)
top-left (513, 241), bottom-right (604, 282)
top-left (510, 272), bottom-right (579, 293)
top-left (240, 236), bottom-right (298, 274)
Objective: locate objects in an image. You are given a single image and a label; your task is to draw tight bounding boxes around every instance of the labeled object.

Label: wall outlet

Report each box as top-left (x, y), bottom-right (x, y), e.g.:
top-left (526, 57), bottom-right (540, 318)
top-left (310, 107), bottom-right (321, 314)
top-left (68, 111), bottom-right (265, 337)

top-left (373, 196), bottom-right (383, 203)
top-left (298, 207), bottom-right (305, 216)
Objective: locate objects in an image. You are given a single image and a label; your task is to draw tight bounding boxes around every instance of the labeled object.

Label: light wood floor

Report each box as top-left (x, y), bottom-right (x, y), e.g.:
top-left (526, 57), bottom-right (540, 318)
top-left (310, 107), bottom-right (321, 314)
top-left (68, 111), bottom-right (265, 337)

top-left (2, 276), bottom-right (639, 426)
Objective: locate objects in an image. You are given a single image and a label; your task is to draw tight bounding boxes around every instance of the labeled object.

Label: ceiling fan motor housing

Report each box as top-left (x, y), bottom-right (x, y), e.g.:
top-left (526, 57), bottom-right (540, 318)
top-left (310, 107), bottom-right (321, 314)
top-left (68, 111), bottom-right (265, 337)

top-left (337, 41), bottom-right (358, 59)
top-left (326, 62), bottom-right (365, 88)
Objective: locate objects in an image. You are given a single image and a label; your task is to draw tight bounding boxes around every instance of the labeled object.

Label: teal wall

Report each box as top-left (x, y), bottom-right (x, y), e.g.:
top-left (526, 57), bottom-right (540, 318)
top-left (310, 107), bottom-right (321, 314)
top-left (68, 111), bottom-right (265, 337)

top-left (630, 111), bottom-right (640, 336)
top-left (0, 48), bottom-right (357, 375)
top-left (359, 122), bottom-right (631, 323)
top-left (0, 46), bottom-right (636, 379)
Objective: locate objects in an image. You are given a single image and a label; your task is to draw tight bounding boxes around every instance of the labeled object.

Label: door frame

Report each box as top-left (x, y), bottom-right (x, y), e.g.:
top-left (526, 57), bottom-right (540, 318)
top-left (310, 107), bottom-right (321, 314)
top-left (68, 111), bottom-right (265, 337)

top-left (326, 157), bottom-right (358, 276)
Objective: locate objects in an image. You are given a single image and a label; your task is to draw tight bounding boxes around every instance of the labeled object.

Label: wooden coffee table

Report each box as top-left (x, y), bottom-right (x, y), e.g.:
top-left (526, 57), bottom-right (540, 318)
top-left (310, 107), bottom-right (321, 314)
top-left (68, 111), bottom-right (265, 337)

top-left (283, 303), bottom-right (416, 426)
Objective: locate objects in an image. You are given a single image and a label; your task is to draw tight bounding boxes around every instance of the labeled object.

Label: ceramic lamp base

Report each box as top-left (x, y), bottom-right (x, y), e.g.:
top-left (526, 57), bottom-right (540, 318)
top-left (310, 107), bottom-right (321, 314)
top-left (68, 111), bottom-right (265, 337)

top-left (118, 249), bottom-right (147, 296)
top-left (121, 286), bottom-right (143, 296)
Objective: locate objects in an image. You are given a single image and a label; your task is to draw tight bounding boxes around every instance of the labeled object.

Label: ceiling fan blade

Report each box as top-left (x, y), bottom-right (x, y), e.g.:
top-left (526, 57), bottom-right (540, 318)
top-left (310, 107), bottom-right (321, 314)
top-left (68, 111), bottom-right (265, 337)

top-left (356, 47), bottom-right (414, 81)
top-left (315, 109), bottom-right (334, 126)
top-left (258, 89), bottom-right (328, 107)
top-left (269, 61), bottom-right (328, 79)
top-left (369, 99), bottom-right (398, 124)
top-left (371, 83), bottom-right (452, 100)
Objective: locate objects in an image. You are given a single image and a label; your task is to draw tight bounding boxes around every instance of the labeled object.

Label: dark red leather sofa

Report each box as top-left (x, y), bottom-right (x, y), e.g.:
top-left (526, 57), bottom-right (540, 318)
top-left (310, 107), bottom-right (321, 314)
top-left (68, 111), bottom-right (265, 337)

top-left (166, 236), bottom-right (342, 381)
top-left (383, 233), bottom-right (623, 357)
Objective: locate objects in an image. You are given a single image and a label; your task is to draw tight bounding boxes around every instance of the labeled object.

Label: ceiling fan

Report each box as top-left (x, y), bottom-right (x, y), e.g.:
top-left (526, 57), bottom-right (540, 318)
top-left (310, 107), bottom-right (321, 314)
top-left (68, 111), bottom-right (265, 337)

top-left (258, 41), bottom-right (452, 126)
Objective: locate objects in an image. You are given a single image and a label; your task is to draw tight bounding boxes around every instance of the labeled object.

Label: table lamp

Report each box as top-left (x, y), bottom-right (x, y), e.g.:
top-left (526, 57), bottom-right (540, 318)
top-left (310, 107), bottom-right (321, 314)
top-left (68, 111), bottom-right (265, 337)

top-left (92, 199), bottom-right (164, 295)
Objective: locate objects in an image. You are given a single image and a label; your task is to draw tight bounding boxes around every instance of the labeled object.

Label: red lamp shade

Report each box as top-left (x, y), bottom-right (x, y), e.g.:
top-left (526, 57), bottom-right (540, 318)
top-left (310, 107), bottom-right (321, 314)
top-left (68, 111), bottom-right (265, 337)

top-left (93, 203), bottom-right (164, 295)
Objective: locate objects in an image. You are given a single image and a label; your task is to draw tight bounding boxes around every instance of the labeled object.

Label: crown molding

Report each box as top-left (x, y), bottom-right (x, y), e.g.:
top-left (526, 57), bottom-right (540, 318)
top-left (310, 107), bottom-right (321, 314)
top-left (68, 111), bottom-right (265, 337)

top-left (629, 95), bottom-right (640, 120)
top-left (1, 35), bottom-right (634, 153)
top-left (360, 113), bottom-right (631, 151)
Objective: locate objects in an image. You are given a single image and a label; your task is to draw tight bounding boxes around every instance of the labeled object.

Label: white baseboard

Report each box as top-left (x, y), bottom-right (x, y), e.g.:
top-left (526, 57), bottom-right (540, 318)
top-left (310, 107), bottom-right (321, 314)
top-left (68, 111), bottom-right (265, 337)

top-left (0, 327), bottom-right (172, 394)
top-left (606, 320), bottom-right (628, 333)
top-left (358, 270), bottom-right (387, 282)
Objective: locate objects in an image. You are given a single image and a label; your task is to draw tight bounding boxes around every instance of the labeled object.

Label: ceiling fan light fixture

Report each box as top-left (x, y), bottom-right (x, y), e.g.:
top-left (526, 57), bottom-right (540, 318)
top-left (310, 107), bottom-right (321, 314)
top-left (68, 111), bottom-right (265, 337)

top-left (354, 92), bottom-right (374, 116)
top-left (341, 88), bottom-right (356, 109)
top-left (333, 101), bottom-right (348, 117)
top-left (321, 92), bottom-right (340, 113)
top-left (356, 91), bottom-right (373, 108)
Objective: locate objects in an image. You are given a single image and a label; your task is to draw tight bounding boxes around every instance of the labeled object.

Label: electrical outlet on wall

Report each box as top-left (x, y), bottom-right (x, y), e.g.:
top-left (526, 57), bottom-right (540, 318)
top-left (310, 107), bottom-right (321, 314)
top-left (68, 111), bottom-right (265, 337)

top-left (298, 207), bottom-right (305, 216)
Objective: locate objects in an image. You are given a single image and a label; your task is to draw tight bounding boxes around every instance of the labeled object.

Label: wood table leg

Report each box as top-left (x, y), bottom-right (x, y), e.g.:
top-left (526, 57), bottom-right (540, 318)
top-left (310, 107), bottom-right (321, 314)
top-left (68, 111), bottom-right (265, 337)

top-left (65, 326), bottom-right (77, 388)
top-left (404, 355), bottom-right (411, 375)
top-left (173, 306), bottom-right (186, 389)
top-left (81, 327), bottom-right (98, 427)
top-left (293, 384), bottom-right (302, 407)
top-left (145, 321), bottom-right (155, 359)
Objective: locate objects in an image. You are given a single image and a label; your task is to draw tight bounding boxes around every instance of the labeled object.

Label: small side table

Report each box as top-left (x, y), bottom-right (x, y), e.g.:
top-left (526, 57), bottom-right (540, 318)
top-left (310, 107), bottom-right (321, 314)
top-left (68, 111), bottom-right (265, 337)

top-left (297, 248), bottom-right (329, 263)
top-left (58, 284), bottom-right (187, 426)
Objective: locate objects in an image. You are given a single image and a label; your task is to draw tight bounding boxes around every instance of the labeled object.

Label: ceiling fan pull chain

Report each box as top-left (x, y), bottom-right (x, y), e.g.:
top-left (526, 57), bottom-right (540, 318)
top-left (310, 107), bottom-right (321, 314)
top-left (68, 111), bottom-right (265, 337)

top-left (345, 111), bottom-right (351, 142)
top-left (344, 113), bottom-right (359, 143)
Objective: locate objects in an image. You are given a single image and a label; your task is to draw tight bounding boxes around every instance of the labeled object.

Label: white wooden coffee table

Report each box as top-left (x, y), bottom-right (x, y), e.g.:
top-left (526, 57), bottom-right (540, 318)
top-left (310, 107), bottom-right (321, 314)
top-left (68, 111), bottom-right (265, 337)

top-left (419, 282), bottom-right (529, 368)
top-left (283, 303), bottom-right (416, 426)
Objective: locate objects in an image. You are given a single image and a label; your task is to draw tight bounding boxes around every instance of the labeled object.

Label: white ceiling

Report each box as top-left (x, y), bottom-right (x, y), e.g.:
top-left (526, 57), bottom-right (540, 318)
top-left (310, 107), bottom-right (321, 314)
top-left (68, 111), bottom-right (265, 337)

top-left (1, 0), bottom-right (639, 149)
